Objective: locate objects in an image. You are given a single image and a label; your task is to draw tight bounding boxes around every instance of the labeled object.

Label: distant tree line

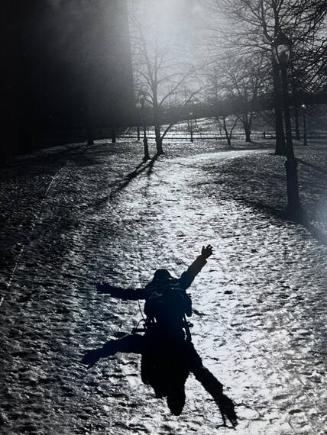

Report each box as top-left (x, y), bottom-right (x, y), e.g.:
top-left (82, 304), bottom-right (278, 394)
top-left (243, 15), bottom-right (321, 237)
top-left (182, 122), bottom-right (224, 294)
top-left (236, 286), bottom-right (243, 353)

top-left (128, 0), bottom-right (327, 155)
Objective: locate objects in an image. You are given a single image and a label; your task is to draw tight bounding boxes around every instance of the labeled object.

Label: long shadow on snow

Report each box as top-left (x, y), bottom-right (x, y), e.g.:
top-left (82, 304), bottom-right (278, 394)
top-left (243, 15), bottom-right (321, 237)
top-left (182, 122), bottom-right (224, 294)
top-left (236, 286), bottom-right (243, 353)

top-left (239, 199), bottom-right (327, 246)
top-left (82, 331), bottom-right (237, 426)
top-left (297, 159), bottom-right (327, 177)
top-left (90, 155), bottom-right (159, 210)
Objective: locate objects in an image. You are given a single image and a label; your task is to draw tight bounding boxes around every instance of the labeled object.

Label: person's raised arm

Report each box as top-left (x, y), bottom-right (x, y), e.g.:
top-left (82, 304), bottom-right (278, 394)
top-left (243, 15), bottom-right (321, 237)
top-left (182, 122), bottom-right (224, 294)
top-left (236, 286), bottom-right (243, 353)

top-left (96, 283), bottom-right (146, 300)
top-left (179, 245), bottom-right (213, 290)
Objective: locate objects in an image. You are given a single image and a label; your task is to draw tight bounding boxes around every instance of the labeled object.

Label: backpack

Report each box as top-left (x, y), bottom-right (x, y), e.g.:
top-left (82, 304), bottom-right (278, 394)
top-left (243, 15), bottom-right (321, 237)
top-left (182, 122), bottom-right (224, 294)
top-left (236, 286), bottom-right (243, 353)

top-left (144, 279), bottom-right (192, 329)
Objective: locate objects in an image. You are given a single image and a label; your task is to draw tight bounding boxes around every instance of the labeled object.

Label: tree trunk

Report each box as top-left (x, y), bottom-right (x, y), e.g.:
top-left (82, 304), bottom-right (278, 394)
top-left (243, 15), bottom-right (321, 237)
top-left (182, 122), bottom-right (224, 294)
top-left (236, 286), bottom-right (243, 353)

top-left (154, 123), bottom-right (163, 154)
top-left (293, 104), bottom-right (300, 140)
top-left (143, 128), bottom-right (149, 161)
top-left (153, 99), bottom-right (164, 155)
top-left (111, 128), bottom-right (116, 143)
top-left (245, 128), bottom-right (252, 143)
top-left (223, 117), bottom-right (232, 148)
top-left (291, 75), bottom-right (300, 140)
top-left (243, 116), bottom-right (252, 142)
top-left (224, 129), bottom-right (232, 148)
top-left (156, 136), bottom-right (163, 155)
top-left (87, 127), bottom-right (94, 145)
top-left (272, 60), bottom-right (286, 155)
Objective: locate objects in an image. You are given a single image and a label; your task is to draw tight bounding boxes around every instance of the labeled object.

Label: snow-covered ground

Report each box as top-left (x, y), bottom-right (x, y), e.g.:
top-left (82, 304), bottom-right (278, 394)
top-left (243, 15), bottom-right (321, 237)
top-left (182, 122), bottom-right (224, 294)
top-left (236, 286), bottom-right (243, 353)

top-left (0, 139), bottom-right (326, 434)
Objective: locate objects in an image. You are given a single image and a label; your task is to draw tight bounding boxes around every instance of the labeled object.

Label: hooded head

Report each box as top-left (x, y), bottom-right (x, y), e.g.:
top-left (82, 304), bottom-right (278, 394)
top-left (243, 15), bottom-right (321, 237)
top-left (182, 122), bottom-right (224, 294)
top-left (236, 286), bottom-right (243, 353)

top-left (153, 269), bottom-right (171, 282)
top-left (144, 269), bottom-right (174, 295)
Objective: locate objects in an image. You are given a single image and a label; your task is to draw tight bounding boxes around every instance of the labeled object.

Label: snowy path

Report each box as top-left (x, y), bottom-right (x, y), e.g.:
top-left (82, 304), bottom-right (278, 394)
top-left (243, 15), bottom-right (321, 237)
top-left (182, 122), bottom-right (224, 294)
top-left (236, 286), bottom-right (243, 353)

top-left (0, 144), bottom-right (326, 434)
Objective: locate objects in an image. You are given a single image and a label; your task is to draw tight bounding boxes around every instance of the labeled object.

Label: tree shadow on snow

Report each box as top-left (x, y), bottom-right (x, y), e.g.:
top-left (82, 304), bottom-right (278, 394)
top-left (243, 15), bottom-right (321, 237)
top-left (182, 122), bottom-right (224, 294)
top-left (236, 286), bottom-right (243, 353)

top-left (241, 199), bottom-right (327, 247)
top-left (297, 159), bottom-right (327, 177)
top-left (90, 155), bottom-right (160, 210)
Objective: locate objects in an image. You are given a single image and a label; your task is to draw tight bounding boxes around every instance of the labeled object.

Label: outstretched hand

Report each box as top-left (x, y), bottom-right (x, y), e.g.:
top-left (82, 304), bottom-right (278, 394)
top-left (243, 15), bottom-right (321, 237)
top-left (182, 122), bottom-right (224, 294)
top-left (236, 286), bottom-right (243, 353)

top-left (81, 349), bottom-right (101, 369)
top-left (201, 244), bottom-right (213, 259)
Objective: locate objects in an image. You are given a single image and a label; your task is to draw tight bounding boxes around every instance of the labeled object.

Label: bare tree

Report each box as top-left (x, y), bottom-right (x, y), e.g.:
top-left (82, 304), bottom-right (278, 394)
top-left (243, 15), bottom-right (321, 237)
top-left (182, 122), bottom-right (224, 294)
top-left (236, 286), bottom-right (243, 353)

top-left (205, 0), bottom-right (327, 154)
top-left (208, 54), bottom-right (268, 142)
top-left (128, 1), bottom-right (202, 155)
top-left (282, 1), bottom-right (327, 139)
top-left (217, 115), bottom-right (238, 148)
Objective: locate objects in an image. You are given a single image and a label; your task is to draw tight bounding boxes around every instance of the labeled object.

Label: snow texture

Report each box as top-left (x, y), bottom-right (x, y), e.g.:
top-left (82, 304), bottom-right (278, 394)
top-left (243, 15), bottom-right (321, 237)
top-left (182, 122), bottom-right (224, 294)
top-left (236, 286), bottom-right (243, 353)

top-left (0, 139), bottom-right (326, 434)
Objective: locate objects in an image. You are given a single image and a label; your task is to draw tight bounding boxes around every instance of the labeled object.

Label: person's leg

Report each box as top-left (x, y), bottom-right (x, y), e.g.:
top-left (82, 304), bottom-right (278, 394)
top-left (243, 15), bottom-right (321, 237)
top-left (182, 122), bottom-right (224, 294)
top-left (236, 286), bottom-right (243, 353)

top-left (140, 332), bottom-right (165, 390)
top-left (164, 344), bottom-right (188, 415)
top-left (141, 333), bottom-right (188, 415)
top-left (166, 383), bottom-right (186, 416)
top-left (101, 334), bottom-right (144, 355)
top-left (187, 342), bottom-right (223, 396)
top-left (187, 342), bottom-right (237, 427)
top-left (82, 334), bottom-right (144, 368)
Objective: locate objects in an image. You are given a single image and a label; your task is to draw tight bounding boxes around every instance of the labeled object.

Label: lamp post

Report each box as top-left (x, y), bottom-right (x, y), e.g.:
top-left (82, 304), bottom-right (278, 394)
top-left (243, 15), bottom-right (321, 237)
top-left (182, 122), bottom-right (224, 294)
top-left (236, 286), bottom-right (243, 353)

top-left (189, 112), bottom-right (194, 143)
top-left (136, 94), bottom-right (149, 162)
top-left (273, 32), bottom-right (301, 218)
top-left (274, 33), bottom-right (293, 154)
top-left (111, 127), bottom-right (116, 143)
top-left (301, 104), bottom-right (308, 146)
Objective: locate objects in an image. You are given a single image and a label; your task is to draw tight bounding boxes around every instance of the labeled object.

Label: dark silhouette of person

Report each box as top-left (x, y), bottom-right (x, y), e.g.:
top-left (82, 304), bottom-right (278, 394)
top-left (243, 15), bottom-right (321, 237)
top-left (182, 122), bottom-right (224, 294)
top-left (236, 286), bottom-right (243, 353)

top-left (83, 245), bottom-right (237, 427)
